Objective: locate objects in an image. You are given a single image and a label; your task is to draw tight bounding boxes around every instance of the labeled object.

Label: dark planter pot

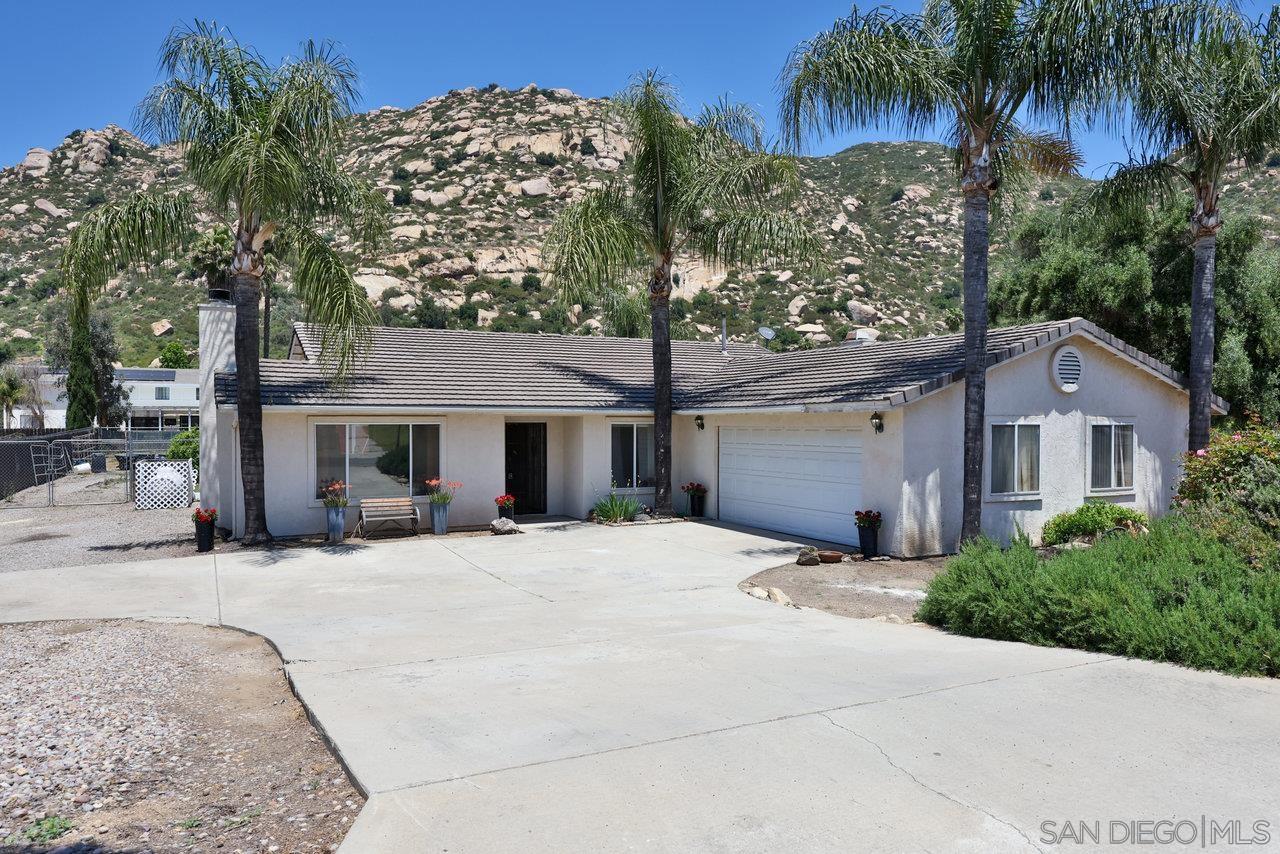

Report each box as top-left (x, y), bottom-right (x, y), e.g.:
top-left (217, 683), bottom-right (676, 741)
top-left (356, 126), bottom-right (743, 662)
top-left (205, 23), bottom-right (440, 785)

top-left (498, 504), bottom-right (515, 520)
top-left (687, 492), bottom-right (706, 518)
top-left (90, 453), bottom-right (107, 474)
top-left (195, 520), bottom-right (215, 553)
top-left (857, 525), bottom-right (879, 558)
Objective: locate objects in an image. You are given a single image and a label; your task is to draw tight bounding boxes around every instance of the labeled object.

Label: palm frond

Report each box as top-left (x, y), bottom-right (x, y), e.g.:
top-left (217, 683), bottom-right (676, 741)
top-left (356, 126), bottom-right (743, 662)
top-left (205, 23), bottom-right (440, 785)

top-left (542, 183), bottom-right (649, 306)
top-left (600, 286), bottom-right (651, 338)
top-left (1070, 157), bottom-right (1185, 229)
top-left (687, 210), bottom-right (823, 273)
top-left (696, 98), bottom-right (767, 150)
top-left (778, 6), bottom-right (955, 151)
top-left (286, 225), bottom-right (376, 381)
top-left (62, 192), bottom-right (194, 321)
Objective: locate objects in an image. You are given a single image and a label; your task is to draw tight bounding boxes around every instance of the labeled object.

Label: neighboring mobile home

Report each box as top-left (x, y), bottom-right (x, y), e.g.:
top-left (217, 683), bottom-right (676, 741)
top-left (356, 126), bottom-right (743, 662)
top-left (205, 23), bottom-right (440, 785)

top-left (198, 299), bottom-right (1223, 555)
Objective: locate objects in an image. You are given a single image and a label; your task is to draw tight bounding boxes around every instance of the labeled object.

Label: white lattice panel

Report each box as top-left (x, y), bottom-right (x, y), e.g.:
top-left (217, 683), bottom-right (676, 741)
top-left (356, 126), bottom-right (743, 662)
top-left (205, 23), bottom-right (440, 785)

top-left (134, 459), bottom-right (194, 510)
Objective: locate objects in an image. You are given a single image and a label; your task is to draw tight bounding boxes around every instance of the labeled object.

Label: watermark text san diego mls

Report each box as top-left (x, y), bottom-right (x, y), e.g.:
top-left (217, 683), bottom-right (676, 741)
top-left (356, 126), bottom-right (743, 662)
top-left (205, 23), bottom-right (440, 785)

top-left (1040, 817), bottom-right (1271, 846)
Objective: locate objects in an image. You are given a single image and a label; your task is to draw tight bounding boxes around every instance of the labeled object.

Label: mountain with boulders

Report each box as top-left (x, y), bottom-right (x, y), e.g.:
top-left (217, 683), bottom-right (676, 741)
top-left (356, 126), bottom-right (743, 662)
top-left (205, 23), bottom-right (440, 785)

top-left (0, 81), bottom-right (1188, 366)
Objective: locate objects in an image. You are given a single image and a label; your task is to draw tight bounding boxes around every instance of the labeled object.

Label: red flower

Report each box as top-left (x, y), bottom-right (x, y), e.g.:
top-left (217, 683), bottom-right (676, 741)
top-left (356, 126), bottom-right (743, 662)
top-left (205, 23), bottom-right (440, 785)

top-left (495, 493), bottom-right (516, 507)
top-left (192, 507), bottom-right (218, 524)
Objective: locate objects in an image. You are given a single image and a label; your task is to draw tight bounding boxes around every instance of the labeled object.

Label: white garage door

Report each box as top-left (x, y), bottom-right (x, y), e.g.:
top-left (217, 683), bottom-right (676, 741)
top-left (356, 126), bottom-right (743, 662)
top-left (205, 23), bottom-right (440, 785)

top-left (717, 426), bottom-right (862, 544)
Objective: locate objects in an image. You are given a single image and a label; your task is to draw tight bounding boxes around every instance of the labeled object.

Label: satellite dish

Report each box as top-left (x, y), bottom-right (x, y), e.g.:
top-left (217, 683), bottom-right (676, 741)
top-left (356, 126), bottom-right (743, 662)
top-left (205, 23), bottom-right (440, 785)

top-left (758, 326), bottom-right (776, 341)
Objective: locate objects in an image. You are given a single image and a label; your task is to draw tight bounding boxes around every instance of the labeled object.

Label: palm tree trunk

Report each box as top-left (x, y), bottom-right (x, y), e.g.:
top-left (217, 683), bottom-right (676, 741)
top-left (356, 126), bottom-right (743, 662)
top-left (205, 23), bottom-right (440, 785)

top-left (650, 263), bottom-right (674, 516)
top-left (1188, 233), bottom-right (1216, 451)
top-left (960, 187), bottom-right (990, 545)
top-left (232, 266), bottom-right (272, 544)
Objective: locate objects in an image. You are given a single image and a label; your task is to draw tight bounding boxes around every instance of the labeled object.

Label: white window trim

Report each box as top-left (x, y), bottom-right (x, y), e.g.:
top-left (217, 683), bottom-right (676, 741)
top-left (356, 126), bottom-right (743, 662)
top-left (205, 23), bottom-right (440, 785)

top-left (609, 419), bottom-right (656, 493)
top-left (985, 417), bottom-right (1043, 502)
top-left (1086, 417), bottom-right (1137, 496)
top-left (307, 416), bottom-right (447, 508)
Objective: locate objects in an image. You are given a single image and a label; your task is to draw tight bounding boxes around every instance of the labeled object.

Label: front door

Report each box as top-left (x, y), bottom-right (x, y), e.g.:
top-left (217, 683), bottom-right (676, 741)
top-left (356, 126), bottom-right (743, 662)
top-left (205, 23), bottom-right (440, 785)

top-left (505, 422), bottom-right (547, 515)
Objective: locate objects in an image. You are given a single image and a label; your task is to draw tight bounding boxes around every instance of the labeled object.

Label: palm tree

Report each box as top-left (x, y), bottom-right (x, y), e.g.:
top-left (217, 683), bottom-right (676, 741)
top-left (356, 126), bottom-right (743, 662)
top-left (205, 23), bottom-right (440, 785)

top-left (543, 72), bottom-right (820, 515)
top-left (62, 21), bottom-right (386, 543)
top-left (1088, 10), bottom-right (1276, 450)
top-left (779, 0), bottom-right (1207, 542)
top-left (0, 370), bottom-right (27, 430)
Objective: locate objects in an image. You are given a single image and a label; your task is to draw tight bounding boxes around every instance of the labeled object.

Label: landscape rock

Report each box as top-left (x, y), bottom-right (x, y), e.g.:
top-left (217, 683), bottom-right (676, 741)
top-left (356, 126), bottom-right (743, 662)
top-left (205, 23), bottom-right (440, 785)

top-left (490, 517), bottom-right (521, 535)
top-left (150, 319), bottom-right (173, 337)
top-left (747, 585), bottom-right (769, 599)
top-left (34, 198), bottom-right (70, 218)
top-left (766, 587), bottom-right (792, 606)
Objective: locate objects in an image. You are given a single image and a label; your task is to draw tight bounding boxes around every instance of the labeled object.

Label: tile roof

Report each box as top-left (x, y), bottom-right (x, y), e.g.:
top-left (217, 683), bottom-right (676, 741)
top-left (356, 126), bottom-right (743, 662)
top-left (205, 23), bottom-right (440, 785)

top-left (215, 325), bottom-right (765, 410)
top-left (214, 318), bottom-right (1223, 412)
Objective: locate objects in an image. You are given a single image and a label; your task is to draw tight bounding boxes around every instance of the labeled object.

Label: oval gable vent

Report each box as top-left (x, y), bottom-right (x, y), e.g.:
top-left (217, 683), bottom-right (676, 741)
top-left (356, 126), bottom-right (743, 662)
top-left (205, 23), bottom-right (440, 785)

top-left (1052, 345), bottom-right (1083, 393)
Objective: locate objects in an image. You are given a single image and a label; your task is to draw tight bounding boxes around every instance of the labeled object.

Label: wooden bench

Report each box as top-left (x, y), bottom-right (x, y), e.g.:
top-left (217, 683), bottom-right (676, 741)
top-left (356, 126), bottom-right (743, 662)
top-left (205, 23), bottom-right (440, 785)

top-left (353, 497), bottom-right (420, 539)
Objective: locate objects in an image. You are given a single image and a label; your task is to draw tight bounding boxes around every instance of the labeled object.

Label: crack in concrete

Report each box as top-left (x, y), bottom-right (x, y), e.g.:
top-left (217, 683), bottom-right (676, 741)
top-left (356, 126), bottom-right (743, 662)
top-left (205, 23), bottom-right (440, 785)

top-left (376, 656), bottom-right (1117, 796)
top-left (818, 712), bottom-right (1043, 853)
top-left (212, 553), bottom-right (223, 626)
top-left (436, 540), bottom-right (554, 603)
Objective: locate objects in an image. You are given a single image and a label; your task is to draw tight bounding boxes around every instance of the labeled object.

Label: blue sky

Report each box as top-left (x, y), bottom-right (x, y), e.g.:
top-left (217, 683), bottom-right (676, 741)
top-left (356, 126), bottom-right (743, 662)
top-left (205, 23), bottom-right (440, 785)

top-left (1, 0), bottom-right (1270, 176)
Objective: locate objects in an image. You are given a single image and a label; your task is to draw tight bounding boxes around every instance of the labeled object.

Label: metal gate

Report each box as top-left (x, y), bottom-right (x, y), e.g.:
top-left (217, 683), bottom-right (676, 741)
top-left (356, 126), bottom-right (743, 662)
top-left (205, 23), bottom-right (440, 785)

top-left (0, 431), bottom-right (184, 508)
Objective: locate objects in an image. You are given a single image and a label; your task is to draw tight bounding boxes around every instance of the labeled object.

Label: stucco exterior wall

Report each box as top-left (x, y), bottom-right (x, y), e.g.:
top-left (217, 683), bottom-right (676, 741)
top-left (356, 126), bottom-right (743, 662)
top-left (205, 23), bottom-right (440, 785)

top-left (672, 409), bottom-right (905, 549)
top-left (902, 332), bottom-right (1189, 552)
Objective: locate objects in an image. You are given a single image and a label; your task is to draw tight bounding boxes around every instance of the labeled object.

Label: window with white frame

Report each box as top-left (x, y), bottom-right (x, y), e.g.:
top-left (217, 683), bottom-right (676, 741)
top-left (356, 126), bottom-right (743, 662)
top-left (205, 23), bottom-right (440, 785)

top-left (610, 423), bottom-right (655, 488)
top-left (154, 386), bottom-right (171, 401)
top-left (314, 423), bottom-right (441, 501)
top-left (990, 423), bottom-right (1040, 495)
top-left (1090, 422), bottom-right (1135, 491)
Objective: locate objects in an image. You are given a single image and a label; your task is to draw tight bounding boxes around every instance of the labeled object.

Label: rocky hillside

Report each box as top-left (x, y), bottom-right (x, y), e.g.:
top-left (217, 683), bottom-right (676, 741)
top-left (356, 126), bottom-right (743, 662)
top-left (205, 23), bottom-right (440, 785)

top-left (0, 83), bottom-right (1089, 366)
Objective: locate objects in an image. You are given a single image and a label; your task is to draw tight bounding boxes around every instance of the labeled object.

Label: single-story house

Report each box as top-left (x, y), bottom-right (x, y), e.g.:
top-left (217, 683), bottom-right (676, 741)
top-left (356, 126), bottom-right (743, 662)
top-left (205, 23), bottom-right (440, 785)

top-left (197, 298), bottom-right (1225, 555)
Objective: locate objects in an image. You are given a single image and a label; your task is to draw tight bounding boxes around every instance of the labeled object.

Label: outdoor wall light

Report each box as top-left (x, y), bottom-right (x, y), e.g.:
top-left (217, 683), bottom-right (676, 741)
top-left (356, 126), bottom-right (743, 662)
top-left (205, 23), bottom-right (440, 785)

top-left (870, 411), bottom-right (884, 434)
top-left (694, 415), bottom-right (705, 431)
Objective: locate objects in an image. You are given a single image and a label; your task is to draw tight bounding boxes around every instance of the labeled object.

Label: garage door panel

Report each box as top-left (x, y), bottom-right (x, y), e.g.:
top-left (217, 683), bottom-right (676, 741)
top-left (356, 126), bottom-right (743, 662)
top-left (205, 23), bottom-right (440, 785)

top-left (718, 427), bottom-right (862, 545)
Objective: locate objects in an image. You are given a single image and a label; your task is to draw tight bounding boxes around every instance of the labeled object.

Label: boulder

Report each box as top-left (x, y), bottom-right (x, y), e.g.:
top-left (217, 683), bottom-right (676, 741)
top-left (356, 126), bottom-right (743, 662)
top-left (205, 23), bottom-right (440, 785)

top-left (9, 203), bottom-right (29, 216)
top-left (846, 300), bottom-right (880, 324)
top-left (519, 177), bottom-right (553, 197)
top-left (354, 273), bottom-right (402, 299)
top-left (10, 328), bottom-right (32, 340)
top-left (490, 517), bottom-right (521, 535)
top-left (410, 189), bottom-right (431, 205)
top-left (34, 199), bottom-right (70, 218)
top-left (787, 295), bottom-right (808, 316)
top-left (796, 546), bottom-right (820, 566)
top-left (150, 319), bottom-right (174, 337)
top-left (766, 587), bottom-right (792, 606)
top-left (387, 293), bottom-right (417, 310)
top-left (391, 224), bottom-right (424, 241)
top-left (795, 323), bottom-right (825, 334)
top-left (19, 148), bottom-right (51, 179)
top-left (747, 586), bottom-right (769, 599)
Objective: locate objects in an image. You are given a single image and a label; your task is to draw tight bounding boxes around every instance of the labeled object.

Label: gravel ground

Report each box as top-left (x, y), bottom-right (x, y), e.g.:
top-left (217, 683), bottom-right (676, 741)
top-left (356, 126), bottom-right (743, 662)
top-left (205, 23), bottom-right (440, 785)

top-left (0, 620), bottom-right (362, 853)
top-left (0, 503), bottom-right (221, 573)
top-left (741, 554), bottom-right (949, 622)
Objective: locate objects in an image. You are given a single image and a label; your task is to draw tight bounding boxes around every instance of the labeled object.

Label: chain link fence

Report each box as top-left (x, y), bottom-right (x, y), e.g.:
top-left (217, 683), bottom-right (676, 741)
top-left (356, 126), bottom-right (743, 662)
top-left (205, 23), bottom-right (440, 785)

top-left (0, 429), bottom-right (188, 509)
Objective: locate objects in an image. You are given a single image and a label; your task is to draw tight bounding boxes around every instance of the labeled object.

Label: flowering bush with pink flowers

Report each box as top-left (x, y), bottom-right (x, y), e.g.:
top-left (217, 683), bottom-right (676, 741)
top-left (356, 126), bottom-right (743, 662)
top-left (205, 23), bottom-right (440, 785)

top-left (1176, 427), bottom-right (1280, 566)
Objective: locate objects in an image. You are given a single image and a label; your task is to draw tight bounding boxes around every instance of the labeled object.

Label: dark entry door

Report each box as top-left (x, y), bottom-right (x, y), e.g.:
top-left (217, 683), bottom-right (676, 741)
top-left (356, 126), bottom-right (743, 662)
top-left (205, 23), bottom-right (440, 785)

top-left (505, 422), bottom-right (547, 515)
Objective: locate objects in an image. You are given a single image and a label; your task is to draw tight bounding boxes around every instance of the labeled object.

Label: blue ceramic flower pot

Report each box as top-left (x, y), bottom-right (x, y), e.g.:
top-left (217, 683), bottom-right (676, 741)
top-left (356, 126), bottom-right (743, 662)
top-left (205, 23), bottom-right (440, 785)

top-left (430, 502), bottom-right (449, 535)
top-left (326, 506), bottom-right (346, 544)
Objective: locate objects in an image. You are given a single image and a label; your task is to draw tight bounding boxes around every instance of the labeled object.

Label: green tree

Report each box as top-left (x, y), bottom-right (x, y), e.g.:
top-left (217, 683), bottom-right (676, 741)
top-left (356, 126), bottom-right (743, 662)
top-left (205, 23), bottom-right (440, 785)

top-left (1085, 10), bottom-right (1280, 448)
top-left (992, 200), bottom-right (1280, 421)
top-left (543, 72), bottom-right (819, 514)
top-left (45, 304), bottom-right (131, 428)
top-left (0, 370), bottom-right (27, 430)
top-left (61, 21), bottom-right (387, 543)
top-left (778, 0), bottom-right (1209, 542)
top-left (64, 318), bottom-right (97, 429)
top-left (158, 340), bottom-right (192, 369)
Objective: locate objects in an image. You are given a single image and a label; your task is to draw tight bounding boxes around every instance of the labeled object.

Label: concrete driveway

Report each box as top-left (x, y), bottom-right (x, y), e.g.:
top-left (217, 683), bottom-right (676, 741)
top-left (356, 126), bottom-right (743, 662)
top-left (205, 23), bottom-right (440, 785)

top-left (1, 520), bottom-right (1277, 853)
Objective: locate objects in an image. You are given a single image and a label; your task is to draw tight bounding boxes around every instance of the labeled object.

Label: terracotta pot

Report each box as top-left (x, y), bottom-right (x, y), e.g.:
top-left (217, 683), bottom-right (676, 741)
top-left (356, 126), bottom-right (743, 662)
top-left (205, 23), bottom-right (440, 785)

top-left (817, 549), bottom-right (844, 563)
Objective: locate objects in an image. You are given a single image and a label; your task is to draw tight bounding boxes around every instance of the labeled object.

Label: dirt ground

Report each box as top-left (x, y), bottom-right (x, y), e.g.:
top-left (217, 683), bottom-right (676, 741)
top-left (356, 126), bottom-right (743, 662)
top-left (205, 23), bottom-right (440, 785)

top-left (0, 620), bottom-right (362, 853)
top-left (742, 555), bottom-right (949, 622)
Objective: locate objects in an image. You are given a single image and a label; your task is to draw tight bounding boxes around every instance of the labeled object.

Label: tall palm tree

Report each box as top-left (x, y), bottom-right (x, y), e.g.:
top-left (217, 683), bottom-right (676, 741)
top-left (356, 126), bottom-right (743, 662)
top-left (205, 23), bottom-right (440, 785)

top-left (62, 21), bottom-right (386, 543)
top-left (1089, 9), bottom-right (1276, 450)
top-left (779, 0), bottom-right (1206, 543)
top-left (543, 72), bottom-right (820, 515)
top-left (0, 370), bottom-right (27, 430)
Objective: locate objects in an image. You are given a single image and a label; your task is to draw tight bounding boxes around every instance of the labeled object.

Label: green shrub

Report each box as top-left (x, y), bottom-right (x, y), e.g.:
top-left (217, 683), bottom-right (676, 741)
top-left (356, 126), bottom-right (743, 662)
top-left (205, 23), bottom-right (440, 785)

top-left (85, 189), bottom-right (108, 208)
top-left (157, 340), bottom-right (191, 369)
top-left (534, 151), bottom-right (559, 167)
top-left (391, 165), bottom-right (411, 181)
top-left (918, 518), bottom-right (1280, 676)
top-left (5, 815), bottom-right (74, 845)
top-left (521, 273), bottom-right (542, 292)
top-left (1041, 502), bottom-right (1147, 545)
top-left (167, 428), bottom-right (199, 473)
top-left (579, 137), bottom-right (598, 157)
top-left (455, 302), bottom-right (480, 326)
top-left (593, 492), bottom-right (642, 523)
top-left (391, 187), bottom-right (412, 206)
top-left (1177, 427), bottom-right (1280, 566)
top-left (691, 289), bottom-right (715, 311)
